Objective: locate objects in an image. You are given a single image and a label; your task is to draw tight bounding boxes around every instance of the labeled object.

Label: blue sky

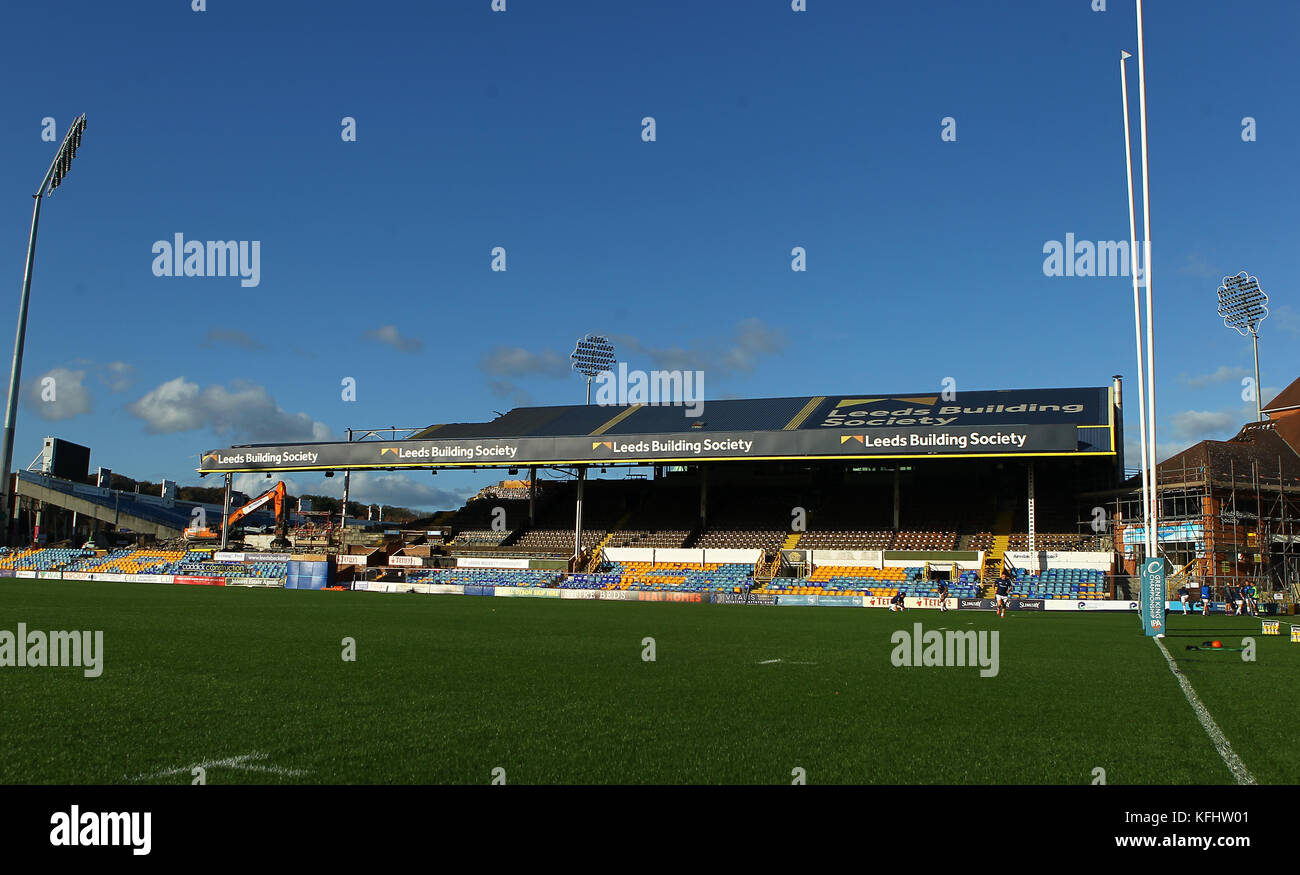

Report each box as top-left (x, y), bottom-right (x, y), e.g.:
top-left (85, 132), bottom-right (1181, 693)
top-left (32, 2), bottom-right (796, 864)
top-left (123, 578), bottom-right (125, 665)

top-left (0, 0), bottom-right (1295, 510)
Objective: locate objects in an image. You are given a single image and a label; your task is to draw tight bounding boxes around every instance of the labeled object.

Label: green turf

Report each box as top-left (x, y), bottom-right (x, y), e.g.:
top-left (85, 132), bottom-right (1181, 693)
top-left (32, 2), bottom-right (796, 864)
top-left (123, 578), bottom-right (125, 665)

top-left (0, 581), bottom-right (1294, 784)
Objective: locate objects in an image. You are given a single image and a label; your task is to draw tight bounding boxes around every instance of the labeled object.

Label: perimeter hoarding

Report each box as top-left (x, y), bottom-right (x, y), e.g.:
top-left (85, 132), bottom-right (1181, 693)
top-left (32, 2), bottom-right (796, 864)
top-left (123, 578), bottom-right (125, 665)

top-left (1140, 557), bottom-right (1168, 637)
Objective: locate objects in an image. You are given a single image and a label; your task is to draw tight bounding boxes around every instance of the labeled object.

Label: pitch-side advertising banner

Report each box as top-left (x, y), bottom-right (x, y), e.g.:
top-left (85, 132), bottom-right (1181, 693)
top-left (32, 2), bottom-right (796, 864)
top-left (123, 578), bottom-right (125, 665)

top-left (1140, 557), bottom-right (1168, 636)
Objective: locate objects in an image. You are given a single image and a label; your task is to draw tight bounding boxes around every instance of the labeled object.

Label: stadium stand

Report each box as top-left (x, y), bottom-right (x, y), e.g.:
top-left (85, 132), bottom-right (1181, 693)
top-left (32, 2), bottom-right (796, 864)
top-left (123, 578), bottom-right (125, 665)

top-left (405, 567), bottom-right (561, 588)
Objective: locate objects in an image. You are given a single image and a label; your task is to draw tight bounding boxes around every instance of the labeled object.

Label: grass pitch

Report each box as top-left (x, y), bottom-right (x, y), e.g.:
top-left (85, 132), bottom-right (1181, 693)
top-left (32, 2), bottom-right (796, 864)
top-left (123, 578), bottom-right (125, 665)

top-left (0, 581), bottom-right (1294, 785)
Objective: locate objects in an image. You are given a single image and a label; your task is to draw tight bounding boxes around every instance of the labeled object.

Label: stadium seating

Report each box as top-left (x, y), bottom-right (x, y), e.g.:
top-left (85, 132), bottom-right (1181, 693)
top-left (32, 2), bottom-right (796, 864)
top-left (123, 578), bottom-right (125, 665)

top-left (451, 529), bottom-right (511, 547)
top-left (565, 561), bottom-right (753, 593)
top-left (65, 548), bottom-right (186, 574)
top-left (1008, 567), bottom-right (1109, 599)
top-left (692, 529), bottom-right (784, 550)
top-left (510, 529), bottom-right (606, 553)
top-left (405, 567), bottom-right (561, 587)
top-left (0, 547), bottom-right (95, 571)
top-left (760, 565), bottom-right (980, 598)
top-left (797, 530), bottom-right (892, 550)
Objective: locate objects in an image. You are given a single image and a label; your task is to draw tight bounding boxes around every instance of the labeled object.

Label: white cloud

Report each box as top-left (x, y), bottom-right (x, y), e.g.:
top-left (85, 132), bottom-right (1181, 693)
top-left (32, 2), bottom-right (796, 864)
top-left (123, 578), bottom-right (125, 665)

top-left (316, 472), bottom-right (471, 511)
top-left (128, 378), bottom-right (334, 442)
top-left (1183, 365), bottom-right (1248, 388)
top-left (614, 316), bottom-right (786, 376)
top-left (99, 361), bottom-right (136, 393)
top-left (23, 367), bottom-right (92, 420)
top-left (232, 472), bottom-right (469, 512)
top-left (363, 325), bottom-right (423, 353)
top-left (202, 329), bottom-right (264, 351)
top-left (1168, 408), bottom-right (1243, 442)
top-left (481, 346), bottom-right (570, 379)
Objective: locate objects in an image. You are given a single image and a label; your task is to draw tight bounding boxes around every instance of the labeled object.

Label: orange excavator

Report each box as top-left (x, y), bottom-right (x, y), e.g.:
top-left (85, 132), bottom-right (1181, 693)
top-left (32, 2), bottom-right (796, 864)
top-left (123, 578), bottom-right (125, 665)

top-left (184, 481), bottom-right (291, 549)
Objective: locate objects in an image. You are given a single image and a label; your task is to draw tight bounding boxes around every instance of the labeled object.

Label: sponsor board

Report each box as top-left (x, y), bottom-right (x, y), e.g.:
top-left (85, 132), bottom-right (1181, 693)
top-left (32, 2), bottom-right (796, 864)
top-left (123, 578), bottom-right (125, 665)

top-left (711, 593), bottom-right (777, 605)
top-left (213, 552), bottom-right (245, 563)
top-left (229, 577), bottom-right (282, 588)
top-left (63, 572), bottom-right (94, 581)
top-left (426, 584), bottom-right (465, 595)
top-left (126, 574), bottom-right (172, 584)
top-left (16, 570), bottom-right (37, 579)
top-left (37, 571), bottom-right (62, 580)
top-left (597, 590), bottom-right (633, 601)
top-left (776, 594), bottom-right (820, 606)
top-left (816, 595), bottom-right (863, 607)
top-left (631, 591), bottom-right (705, 603)
top-left (463, 584), bottom-right (496, 597)
top-left (493, 586), bottom-right (561, 598)
top-left (0, 569), bottom-right (13, 578)
top-left (92, 573), bottom-right (127, 583)
top-left (457, 556), bottom-right (531, 569)
top-left (336, 554), bottom-right (368, 566)
top-left (1044, 599), bottom-right (1139, 612)
top-left (1140, 557), bottom-right (1167, 636)
top-left (561, 589), bottom-right (603, 600)
top-left (958, 598), bottom-right (1045, 611)
top-left (198, 389), bottom-right (1110, 474)
top-left (249, 553), bottom-right (291, 563)
top-left (387, 555), bottom-right (422, 567)
top-left (174, 575), bottom-right (227, 586)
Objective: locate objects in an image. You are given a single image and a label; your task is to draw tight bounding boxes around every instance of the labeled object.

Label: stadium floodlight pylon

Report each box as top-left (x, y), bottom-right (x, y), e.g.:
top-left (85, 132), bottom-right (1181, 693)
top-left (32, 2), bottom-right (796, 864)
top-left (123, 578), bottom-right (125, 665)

top-left (1217, 271), bottom-right (1268, 422)
top-left (0, 114), bottom-right (88, 545)
top-left (570, 334), bottom-right (616, 404)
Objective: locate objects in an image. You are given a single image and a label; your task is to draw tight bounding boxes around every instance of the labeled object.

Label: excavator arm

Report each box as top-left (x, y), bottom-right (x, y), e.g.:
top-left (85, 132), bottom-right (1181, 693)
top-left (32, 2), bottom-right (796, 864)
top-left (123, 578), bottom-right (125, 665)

top-left (185, 481), bottom-right (290, 547)
top-left (226, 481), bottom-right (285, 529)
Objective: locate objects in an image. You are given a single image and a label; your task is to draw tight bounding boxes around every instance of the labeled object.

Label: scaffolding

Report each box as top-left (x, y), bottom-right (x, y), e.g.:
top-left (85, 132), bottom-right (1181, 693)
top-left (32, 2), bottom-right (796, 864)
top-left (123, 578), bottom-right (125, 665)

top-left (1098, 431), bottom-right (1300, 606)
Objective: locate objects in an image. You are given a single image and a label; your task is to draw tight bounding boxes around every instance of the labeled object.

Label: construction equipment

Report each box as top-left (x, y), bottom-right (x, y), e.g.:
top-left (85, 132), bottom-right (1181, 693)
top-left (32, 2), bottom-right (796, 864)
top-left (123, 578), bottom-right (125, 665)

top-left (185, 481), bottom-right (291, 548)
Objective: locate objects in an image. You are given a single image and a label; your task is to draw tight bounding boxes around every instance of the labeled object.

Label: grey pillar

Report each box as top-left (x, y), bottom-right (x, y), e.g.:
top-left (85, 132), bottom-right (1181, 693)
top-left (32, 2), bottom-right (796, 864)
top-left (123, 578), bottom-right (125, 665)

top-left (1027, 461), bottom-right (1036, 554)
top-left (573, 467), bottom-right (586, 559)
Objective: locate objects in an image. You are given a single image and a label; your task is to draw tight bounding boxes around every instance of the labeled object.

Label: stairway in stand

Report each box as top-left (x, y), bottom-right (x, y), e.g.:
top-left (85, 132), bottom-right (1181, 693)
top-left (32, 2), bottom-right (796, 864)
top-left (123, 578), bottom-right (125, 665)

top-left (981, 510), bottom-right (1014, 596)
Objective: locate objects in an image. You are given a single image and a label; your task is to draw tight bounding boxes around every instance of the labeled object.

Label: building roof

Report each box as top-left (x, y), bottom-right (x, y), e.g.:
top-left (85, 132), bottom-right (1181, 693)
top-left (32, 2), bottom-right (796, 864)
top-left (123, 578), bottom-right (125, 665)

top-left (1263, 375), bottom-right (1300, 415)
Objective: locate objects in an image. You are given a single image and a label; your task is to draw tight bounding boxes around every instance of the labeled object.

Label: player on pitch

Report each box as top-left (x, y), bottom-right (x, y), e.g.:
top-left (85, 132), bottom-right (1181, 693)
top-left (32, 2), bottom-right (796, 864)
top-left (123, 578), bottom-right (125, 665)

top-left (936, 579), bottom-right (949, 612)
top-left (995, 572), bottom-right (1012, 619)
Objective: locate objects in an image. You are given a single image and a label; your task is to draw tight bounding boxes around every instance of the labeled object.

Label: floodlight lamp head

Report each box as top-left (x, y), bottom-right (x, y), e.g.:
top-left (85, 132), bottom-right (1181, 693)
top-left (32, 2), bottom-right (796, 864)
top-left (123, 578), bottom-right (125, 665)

top-left (1217, 271), bottom-right (1269, 337)
top-left (571, 333), bottom-right (616, 378)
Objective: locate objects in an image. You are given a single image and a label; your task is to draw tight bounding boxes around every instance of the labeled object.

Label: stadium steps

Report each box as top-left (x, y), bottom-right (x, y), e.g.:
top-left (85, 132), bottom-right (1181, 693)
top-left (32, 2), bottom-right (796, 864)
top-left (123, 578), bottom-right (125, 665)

top-left (581, 516), bottom-right (631, 573)
top-left (781, 532), bottom-right (801, 550)
top-left (753, 549), bottom-right (781, 584)
top-left (980, 510), bottom-right (1014, 594)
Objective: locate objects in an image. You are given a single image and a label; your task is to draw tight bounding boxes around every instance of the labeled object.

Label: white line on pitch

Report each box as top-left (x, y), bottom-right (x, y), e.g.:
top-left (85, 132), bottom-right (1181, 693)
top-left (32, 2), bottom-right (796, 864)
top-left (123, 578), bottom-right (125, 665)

top-left (128, 751), bottom-right (308, 782)
top-left (1154, 638), bottom-right (1256, 785)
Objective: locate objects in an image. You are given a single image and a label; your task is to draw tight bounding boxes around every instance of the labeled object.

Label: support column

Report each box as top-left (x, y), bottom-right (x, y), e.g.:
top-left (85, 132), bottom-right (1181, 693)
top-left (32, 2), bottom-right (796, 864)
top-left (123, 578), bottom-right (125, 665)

top-left (573, 467), bottom-right (586, 560)
top-left (220, 473), bottom-right (232, 550)
top-left (528, 467), bottom-right (537, 525)
top-left (1027, 462), bottom-right (1036, 554)
top-left (341, 470), bottom-right (351, 535)
top-left (893, 464), bottom-right (901, 530)
top-left (699, 465), bottom-right (708, 530)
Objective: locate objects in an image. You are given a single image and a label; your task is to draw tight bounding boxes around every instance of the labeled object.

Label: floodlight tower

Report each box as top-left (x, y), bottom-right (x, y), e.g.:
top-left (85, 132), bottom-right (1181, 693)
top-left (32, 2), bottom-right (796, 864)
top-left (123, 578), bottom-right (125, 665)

top-left (570, 334), bottom-right (616, 404)
top-left (1217, 271), bottom-right (1269, 422)
top-left (0, 114), bottom-right (87, 545)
